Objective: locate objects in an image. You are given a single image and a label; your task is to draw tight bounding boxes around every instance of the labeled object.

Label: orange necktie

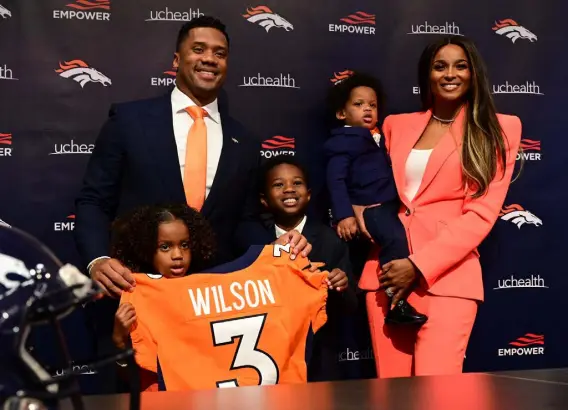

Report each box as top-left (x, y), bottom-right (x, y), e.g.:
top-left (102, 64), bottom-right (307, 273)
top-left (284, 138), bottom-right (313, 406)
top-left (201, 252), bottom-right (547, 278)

top-left (183, 106), bottom-right (207, 211)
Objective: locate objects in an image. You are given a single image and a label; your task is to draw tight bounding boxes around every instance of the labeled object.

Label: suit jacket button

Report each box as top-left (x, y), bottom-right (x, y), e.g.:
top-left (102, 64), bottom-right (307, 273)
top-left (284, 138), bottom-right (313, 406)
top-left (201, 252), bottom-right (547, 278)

top-left (405, 208), bottom-right (411, 216)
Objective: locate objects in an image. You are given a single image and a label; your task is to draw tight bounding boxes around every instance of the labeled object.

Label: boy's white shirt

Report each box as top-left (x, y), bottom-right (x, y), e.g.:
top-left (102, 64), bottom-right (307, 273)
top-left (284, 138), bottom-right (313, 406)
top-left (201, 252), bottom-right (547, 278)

top-left (275, 215), bottom-right (308, 238)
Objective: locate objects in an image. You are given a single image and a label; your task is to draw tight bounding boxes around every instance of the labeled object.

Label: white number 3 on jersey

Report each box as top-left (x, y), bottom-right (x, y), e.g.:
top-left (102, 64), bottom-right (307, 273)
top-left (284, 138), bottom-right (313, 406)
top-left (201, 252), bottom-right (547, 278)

top-left (211, 314), bottom-right (279, 388)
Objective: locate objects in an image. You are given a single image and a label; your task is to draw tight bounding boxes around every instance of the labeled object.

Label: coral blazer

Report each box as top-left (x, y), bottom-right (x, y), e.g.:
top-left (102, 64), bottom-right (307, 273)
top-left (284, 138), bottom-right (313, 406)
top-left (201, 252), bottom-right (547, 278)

top-left (359, 108), bottom-right (522, 302)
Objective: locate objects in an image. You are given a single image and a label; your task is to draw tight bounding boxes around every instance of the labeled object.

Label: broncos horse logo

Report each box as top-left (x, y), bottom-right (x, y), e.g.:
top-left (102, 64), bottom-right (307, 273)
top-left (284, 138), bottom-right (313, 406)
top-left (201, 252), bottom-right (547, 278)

top-left (55, 60), bottom-right (112, 88)
top-left (0, 4), bottom-right (11, 18)
top-left (499, 204), bottom-right (542, 229)
top-left (492, 19), bottom-right (537, 43)
top-left (330, 70), bottom-right (354, 85)
top-left (0, 254), bottom-right (32, 292)
top-left (243, 6), bottom-right (293, 32)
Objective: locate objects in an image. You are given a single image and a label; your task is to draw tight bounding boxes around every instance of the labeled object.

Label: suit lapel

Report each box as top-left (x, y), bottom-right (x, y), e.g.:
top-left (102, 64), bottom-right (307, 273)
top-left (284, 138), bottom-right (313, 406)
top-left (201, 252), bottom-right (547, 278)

top-left (301, 217), bottom-right (320, 245)
top-left (269, 217), bottom-right (318, 243)
top-left (141, 93), bottom-right (186, 202)
top-left (412, 107), bottom-right (465, 200)
top-left (392, 108), bottom-right (465, 204)
top-left (201, 115), bottom-right (241, 216)
top-left (392, 111), bottom-right (431, 205)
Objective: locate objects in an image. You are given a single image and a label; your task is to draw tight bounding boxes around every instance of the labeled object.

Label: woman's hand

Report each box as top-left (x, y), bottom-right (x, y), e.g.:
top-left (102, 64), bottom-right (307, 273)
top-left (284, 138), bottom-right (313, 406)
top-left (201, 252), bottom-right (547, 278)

top-left (326, 268), bottom-right (349, 292)
top-left (112, 303), bottom-right (136, 349)
top-left (379, 258), bottom-right (418, 307)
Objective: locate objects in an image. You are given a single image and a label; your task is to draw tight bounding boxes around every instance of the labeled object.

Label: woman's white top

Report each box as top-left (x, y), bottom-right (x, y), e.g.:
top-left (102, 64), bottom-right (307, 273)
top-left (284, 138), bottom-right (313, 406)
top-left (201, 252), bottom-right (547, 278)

top-left (404, 148), bottom-right (433, 202)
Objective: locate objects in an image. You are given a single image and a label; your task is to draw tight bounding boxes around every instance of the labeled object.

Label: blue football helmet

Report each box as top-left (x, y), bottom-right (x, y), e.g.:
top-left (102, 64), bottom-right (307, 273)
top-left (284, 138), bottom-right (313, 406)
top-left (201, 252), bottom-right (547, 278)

top-left (0, 225), bottom-right (140, 410)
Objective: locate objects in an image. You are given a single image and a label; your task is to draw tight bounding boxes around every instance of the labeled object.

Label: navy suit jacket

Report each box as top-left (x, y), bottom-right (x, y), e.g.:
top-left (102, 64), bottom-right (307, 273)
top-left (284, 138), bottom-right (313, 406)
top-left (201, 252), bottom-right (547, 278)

top-left (75, 91), bottom-right (266, 268)
top-left (324, 126), bottom-right (397, 222)
top-left (266, 217), bottom-right (357, 381)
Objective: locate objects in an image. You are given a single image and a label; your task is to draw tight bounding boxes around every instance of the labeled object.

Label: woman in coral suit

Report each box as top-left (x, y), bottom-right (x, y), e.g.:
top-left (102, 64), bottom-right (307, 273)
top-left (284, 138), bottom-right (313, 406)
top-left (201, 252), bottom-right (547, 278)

top-left (355, 35), bottom-right (522, 377)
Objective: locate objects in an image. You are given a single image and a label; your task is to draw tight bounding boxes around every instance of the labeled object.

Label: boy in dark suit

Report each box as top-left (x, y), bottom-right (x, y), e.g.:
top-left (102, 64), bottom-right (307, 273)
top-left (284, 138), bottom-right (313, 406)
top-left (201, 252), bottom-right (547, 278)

top-left (324, 72), bottom-right (427, 325)
top-left (257, 155), bottom-right (357, 381)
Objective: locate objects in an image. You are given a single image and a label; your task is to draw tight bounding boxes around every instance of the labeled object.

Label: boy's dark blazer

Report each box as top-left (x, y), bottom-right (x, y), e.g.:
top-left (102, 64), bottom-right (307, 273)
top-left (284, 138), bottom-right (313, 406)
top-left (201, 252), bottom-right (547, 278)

top-left (265, 216), bottom-right (359, 381)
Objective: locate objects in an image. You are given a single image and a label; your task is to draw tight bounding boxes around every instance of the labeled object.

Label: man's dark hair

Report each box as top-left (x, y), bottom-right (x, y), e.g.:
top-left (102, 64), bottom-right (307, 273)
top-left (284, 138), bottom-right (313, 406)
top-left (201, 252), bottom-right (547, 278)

top-left (176, 16), bottom-right (230, 51)
top-left (326, 72), bottom-right (386, 127)
top-left (259, 155), bottom-right (310, 195)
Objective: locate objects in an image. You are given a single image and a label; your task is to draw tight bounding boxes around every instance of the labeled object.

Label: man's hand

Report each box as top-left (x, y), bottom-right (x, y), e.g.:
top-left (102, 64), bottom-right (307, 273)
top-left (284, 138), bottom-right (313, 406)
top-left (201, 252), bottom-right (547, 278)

top-left (273, 229), bottom-right (312, 259)
top-left (90, 258), bottom-right (135, 299)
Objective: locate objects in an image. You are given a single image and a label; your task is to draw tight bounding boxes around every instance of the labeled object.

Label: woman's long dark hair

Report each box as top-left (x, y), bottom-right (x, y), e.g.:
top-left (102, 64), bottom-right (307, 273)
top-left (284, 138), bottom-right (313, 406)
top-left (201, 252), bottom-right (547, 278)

top-left (418, 35), bottom-right (517, 198)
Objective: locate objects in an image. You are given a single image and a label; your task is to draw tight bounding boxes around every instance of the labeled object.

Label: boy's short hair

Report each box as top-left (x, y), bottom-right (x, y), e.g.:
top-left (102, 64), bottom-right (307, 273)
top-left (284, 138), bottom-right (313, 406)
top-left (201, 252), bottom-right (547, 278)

top-left (326, 72), bottom-right (386, 127)
top-left (259, 155), bottom-right (310, 195)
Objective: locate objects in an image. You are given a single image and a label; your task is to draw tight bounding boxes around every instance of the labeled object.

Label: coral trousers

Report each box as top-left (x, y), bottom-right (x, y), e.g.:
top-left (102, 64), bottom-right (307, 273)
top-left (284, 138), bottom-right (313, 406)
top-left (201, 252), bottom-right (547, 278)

top-left (366, 288), bottom-right (478, 377)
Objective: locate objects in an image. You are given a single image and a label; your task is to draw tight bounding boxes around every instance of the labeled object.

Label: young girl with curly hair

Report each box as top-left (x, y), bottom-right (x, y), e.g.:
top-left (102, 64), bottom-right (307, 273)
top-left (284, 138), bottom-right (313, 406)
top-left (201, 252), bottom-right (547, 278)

top-left (109, 203), bottom-right (216, 390)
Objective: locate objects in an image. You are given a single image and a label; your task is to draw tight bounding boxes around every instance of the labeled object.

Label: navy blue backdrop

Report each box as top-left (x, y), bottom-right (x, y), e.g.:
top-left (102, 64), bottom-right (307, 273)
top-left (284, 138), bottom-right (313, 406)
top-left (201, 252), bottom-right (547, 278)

top-left (0, 0), bottom-right (566, 392)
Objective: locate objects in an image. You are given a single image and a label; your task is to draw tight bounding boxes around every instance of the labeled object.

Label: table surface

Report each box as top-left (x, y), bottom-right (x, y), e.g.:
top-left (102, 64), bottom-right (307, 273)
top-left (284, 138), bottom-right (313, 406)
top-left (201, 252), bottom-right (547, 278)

top-left (61, 368), bottom-right (568, 410)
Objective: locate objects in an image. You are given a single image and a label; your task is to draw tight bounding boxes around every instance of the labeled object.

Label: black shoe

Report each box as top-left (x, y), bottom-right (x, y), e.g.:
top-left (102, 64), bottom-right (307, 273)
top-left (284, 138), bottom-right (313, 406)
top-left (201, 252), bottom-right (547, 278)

top-left (385, 300), bottom-right (428, 325)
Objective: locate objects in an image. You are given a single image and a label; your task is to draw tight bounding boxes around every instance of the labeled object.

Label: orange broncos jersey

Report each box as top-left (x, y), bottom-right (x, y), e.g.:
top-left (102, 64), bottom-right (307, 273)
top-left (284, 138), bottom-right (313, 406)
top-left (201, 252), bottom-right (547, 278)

top-left (120, 244), bottom-right (329, 391)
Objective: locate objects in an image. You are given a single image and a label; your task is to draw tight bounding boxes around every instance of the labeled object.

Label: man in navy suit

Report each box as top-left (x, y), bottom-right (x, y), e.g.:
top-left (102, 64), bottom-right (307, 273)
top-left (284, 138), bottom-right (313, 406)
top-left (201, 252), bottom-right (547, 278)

top-left (74, 16), bottom-right (312, 394)
top-left (75, 17), bottom-right (311, 300)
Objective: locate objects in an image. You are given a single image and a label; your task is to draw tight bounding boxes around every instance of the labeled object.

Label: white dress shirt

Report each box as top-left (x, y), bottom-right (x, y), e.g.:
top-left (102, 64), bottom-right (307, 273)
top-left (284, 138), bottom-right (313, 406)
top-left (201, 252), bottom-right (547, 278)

top-left (88, 86), bottom-right (224, 273)
top-left (171, 85), bottom-right (224, 198)
top-left (275, 215), bottom-right (308, 238)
